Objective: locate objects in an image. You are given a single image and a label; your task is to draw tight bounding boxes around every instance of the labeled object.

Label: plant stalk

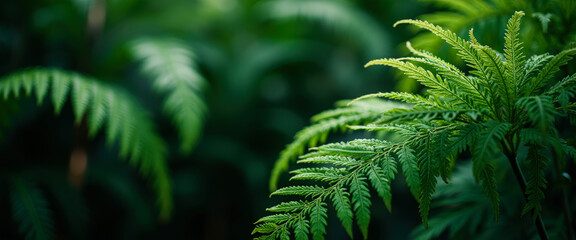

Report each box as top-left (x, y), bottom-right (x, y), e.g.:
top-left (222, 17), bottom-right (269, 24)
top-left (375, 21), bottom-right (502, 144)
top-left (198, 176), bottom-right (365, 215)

top-left (504, 144), bottom-right (549, 240)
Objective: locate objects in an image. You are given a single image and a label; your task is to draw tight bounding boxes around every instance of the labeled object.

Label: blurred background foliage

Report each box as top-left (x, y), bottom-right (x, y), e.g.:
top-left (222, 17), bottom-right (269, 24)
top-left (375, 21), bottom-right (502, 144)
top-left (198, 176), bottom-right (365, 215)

top-left (0, 0), bottom-right (574, 239)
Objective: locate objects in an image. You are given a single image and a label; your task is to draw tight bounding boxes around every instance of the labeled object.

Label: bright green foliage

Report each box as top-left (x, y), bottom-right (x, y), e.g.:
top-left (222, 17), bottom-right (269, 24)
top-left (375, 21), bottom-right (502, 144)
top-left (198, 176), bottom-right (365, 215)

top-left (269, 99), bottom-right (408, 191)
top-left (10, 176), bottom-right (54, 240)
top-left (130, 37), bottom-right (207, 153)
top-left (255, 11), bottom-right (576, 239)
top-left (0, 68), bottom-right (173, 219)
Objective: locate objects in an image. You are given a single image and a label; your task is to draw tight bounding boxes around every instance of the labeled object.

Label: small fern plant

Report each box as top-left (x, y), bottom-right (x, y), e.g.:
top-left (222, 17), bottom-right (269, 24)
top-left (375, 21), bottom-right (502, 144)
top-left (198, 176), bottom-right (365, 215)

top-left (254, 11), bottom-right (576, 239)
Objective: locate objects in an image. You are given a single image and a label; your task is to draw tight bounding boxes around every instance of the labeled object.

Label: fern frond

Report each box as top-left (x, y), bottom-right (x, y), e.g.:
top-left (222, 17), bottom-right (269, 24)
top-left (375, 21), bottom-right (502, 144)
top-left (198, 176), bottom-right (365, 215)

top-left (416, 131), bottom-right (438, 228)
top-left (548, 72), bottom-right (576, 94)
top-left (516, 95), bottom-right (556, 132)
top-left (367, 158), bottom-right (396, 212)
top-left (350, 174), bottom-right (371, 239)
top-left (331, 187), bottom-right (353, 237)
top-left (522, 144), bottom-right (549, 220)
top-left (504, 11), bottom-right (526, 101)
top-left (310, 200), bottom-right (328, 240)
top-left (520, 53), bottom-right (554, 88)
top-left (404, 41), bottom-right (491, 109)
top-left (0, 68), bottom-right (173, 218)
top-left (396, 145), bottom-right (420, 198)
top-left (290, 167), bottom-right (347, 183)
top-left (269, 99), bottom-right (397, 191)
top-left (271, 186), bottom-right (325, 198)
top-left (450, 123), bottom-right (481, 154)
top-left (256, 139), bottom-right (393, 239)
top-left (471, 121), bottom-right (510, 220)
top-left (130, 37), bottom-right (207, 153)
top-left (10, 176), bottom-right (54, 240)
top-left (528, 47), bottom-right (576, 95)
top-left (365, 58), bottom-right (472, 107)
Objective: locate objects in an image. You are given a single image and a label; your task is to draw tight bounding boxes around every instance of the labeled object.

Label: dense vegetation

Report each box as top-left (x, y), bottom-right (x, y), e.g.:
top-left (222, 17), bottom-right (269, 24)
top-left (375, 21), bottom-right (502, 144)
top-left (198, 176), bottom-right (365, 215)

top-left (0, 0), bottom-right (574, 239)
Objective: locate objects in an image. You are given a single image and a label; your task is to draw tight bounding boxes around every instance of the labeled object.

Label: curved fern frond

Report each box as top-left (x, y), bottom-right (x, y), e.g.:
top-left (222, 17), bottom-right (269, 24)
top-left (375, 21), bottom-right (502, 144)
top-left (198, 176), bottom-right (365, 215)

top-left (10, 176), bottom-right (54, 240)
top-left (0, 68), bottom-right (172, 218)
top-left (269, 99), bottom-right (402, 191)
top-left (516, 95), bottom-right (556, 132)
top-left (256, 139), bottom-right (397, 239)
top-left (130, 37), bottom-right (208, 153)
top-left (366, 58), bottom-right (473, 108)
top-left (528, 47), bottom-right (576, 95)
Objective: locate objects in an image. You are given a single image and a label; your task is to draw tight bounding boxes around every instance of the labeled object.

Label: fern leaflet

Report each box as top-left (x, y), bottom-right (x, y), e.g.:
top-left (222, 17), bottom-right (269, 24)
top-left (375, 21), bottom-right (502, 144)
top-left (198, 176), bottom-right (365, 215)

top-left (130, 37), bottom-right (208, 153)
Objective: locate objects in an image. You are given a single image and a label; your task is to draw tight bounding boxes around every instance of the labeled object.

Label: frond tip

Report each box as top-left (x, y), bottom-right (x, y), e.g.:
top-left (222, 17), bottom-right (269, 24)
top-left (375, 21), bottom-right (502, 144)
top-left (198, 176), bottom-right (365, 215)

top-left (130, 37), bottom-right (208, 154)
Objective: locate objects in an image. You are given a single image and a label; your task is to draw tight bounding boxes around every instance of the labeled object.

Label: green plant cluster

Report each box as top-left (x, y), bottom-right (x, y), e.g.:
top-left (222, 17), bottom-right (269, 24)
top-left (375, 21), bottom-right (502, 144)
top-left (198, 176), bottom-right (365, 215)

top-left (254, 11), bottom-right (576, 240)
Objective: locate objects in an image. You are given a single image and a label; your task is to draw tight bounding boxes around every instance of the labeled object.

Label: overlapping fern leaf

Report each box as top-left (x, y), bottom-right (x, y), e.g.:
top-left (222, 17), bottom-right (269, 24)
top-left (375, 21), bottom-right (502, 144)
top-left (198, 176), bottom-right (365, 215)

top-left (256, 11), bottom-right (576, 239)
top-left (0, 68), bottom-right (173, 219)
top-left (269, 98), bottom-right (408, 191)
top-left (10, 176), bottom-right (54, 240)
top-left (130, 37), bottom-right (208, 153)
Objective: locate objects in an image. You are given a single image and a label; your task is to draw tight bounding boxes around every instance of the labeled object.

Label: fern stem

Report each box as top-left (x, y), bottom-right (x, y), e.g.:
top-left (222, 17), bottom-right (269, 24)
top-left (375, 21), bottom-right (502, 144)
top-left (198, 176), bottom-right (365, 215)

top-left (503, 142), bottom-right (549, 240)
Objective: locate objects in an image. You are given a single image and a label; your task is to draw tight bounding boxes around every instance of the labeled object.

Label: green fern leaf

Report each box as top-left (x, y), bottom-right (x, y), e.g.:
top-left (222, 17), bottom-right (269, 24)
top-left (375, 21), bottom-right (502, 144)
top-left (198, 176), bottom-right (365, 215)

top-left (504, 11), bottom-right (526, 100)
top-left (253, 223), bottom-right (279, 235)
top-left (130, 37), bottom-right (207, 153)
top-left (294, 215), bottom-right (310, 240)
top-left (310, 200), bottom-right (328, 240)
top-left (417, 133), bottom-right (438, 228)
top-left (271, 186), bottom-right (325, 198)
top-left (0, 68), bottom-right (173, 219)
top-left (516, 95), bottom-right (556, 131)
top-left (256, 214), bottom-right (293, 225)
top-left (403, 41), bottom-right (490, 109)
top-left (10, 177), bottom-right (54, 240)
top-left (368, 157), bottom-right (396, 211)
top-left (520, 53), bottom-right (554, 88)
top-left (365, 58), bottom-right (470, 107)
top-left (297, 155), bottom-right (358, 167)
top-left (267, 201), bottom-right (308, 213)
top-left (269, 102), bottom-right (388, 191)
top-left (522, 144), bottom-right (549, 219)
top-left (331, 187), bottom-right (353, 237)
top-left (396, 145), bottom-right (420, 199)
top-left (472, 121), bottom-right (509, 220)
top-left (290, 167), bottom-right (347, 183)
top-left (434, 129), bottom-right (454, 182)
top-left (450, 123), bottom-right (481, 154)
top-left (50, 70), bottom-right (72, 114)
top-left (350, 174), bottom-right (371, 239)
top-left (529, 47), bottom-right (576, 94)
top-left (71, 76), bottom-right (91, 123)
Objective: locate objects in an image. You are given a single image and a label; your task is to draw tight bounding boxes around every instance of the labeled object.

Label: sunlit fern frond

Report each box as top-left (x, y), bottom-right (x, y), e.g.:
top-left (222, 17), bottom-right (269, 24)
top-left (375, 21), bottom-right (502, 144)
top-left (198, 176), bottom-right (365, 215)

top-left (256, 139), bottom-right (396, 240)
top-left (269, 99), bottom-right (407, 191)
top-left (0, 68), bottom-right (172, 219)
top-left (10, 176), bottom-right (54, 240)
top-left (130, 37), bottom-right (208, 153)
